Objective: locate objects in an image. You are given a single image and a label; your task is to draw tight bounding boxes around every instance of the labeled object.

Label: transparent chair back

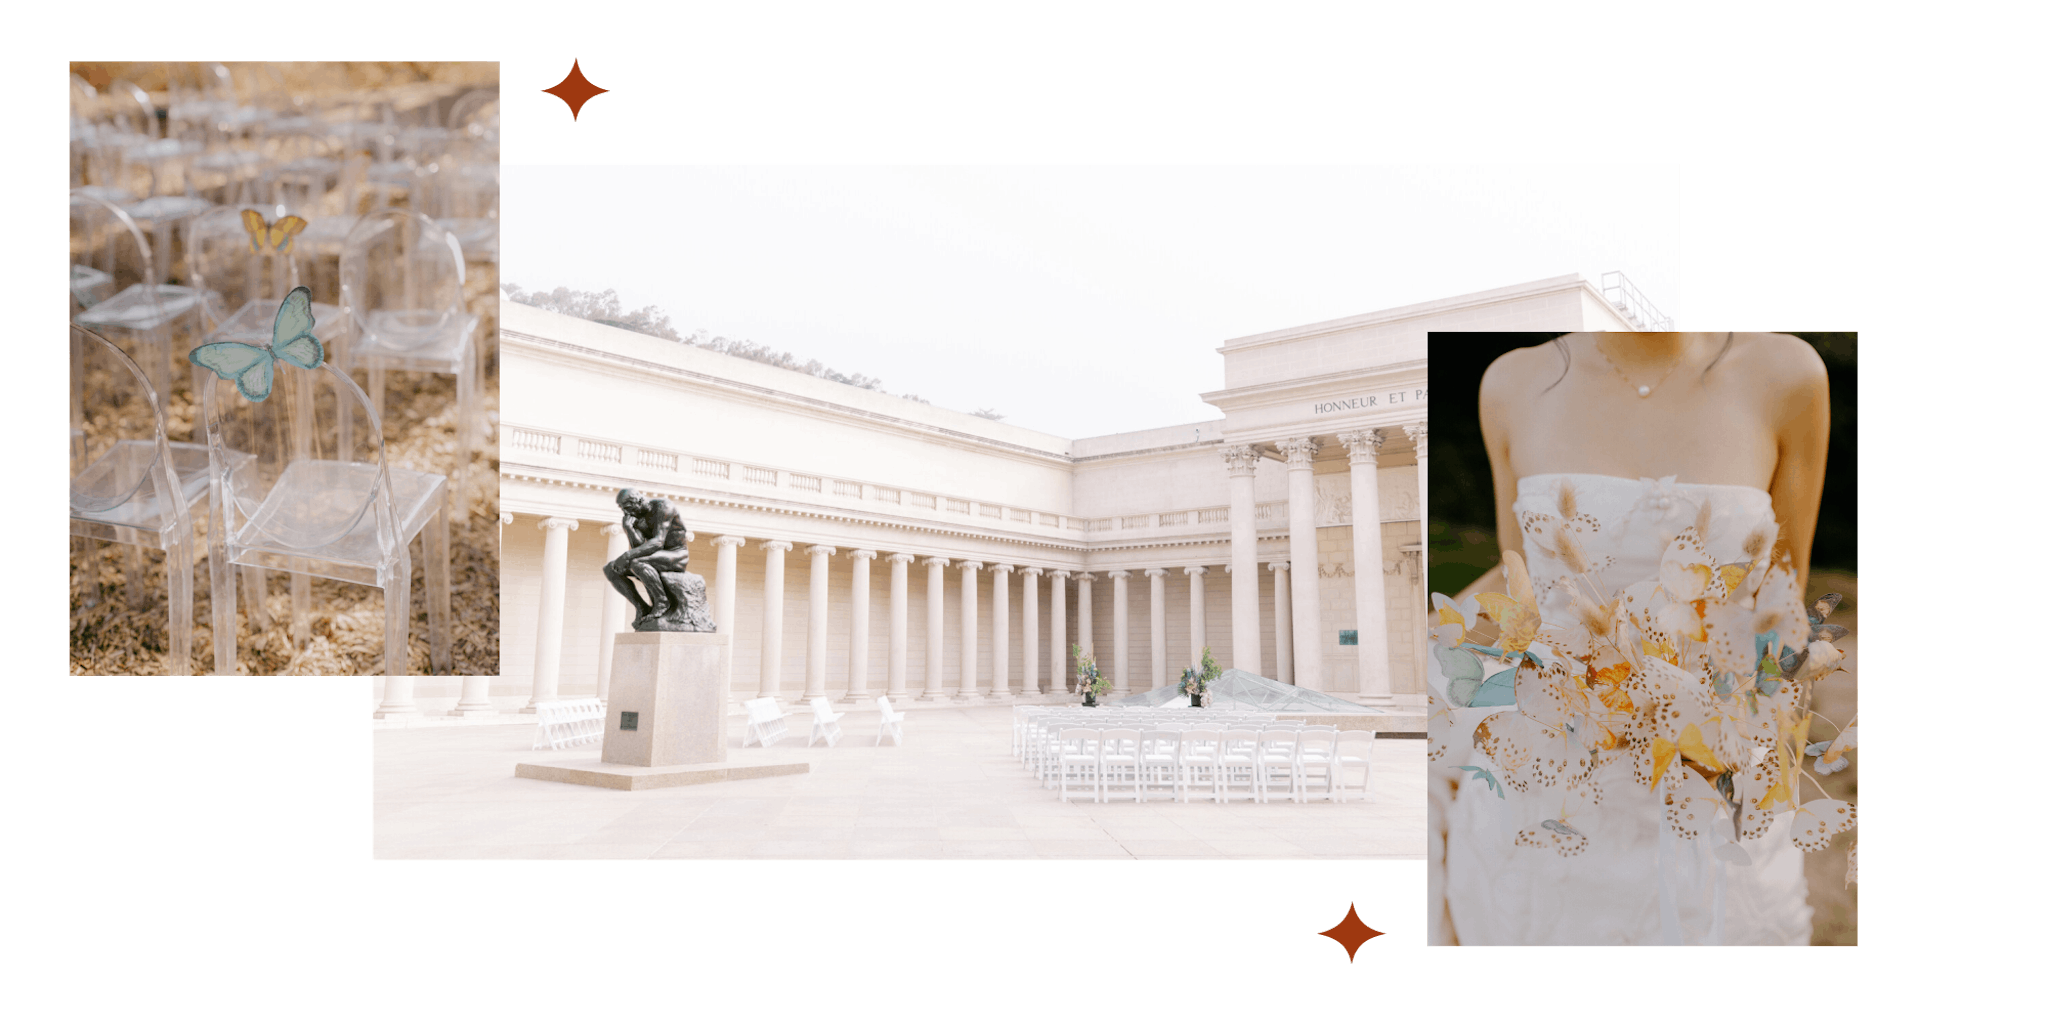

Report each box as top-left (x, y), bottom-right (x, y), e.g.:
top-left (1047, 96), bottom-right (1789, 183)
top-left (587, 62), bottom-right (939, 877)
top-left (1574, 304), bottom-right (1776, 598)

top-left (199, 349), bottom-right (450, 677)
top-left (338, 207), bottom-right (480, 516)
top-left (70, 189), bottom-right (201, 408)
top-left (185, 203), bottom-right (310, 329)
top-left (340, 208), bottom-right (466, 351)
top-left (71, 324), bottom-right (194, 675)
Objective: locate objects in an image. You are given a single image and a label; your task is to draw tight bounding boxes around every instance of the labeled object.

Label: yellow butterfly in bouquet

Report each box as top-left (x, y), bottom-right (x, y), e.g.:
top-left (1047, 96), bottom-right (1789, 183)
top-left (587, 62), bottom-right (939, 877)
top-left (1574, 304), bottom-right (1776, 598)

top-left (241, 208), bottom-right (309, 255)
top-left (1473, 550), bottom-right (1542, 656)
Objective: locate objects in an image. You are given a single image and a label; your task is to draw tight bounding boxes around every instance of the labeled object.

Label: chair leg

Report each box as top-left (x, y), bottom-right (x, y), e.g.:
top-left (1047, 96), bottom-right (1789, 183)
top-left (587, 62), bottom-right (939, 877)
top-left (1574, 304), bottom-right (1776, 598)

top-left (385, 543), bottom-right (412, 677)
top-left (165, 521), bottom-right (193, 676)
top-left (240, 565), bottom-right (271, 632)
top-left (454, 336), bottom-right (478, 523)
top-left (206, 498), bottom-right (236, 676)
top-left (76, 534), bottom-right (103, 609)
top-left (121, 534), bottom-right (148, 611)
top-left (290, 564), bottom-right (312, 648)
top-left (423, 498), bottom-right (451, 672)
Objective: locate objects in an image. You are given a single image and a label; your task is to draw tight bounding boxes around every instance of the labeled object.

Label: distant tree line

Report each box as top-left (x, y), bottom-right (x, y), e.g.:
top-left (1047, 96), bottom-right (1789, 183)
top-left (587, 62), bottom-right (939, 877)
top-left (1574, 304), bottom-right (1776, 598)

top-left (505, 283), bottom-right (1002, 412)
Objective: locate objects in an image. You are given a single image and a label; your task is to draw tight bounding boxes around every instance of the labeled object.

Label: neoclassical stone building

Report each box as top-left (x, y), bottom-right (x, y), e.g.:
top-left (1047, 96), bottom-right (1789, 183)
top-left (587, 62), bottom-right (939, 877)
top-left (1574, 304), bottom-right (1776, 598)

top-left (374, 273), bottom-right (1638, 716)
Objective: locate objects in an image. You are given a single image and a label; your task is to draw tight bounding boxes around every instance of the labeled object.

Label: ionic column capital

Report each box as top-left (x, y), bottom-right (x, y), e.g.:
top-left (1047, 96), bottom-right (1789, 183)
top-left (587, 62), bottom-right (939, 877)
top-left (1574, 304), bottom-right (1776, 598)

top-left (1275, 436), bottom-right (1319, 468)
top-left (958, 560), bottom-right (984, 573)
top-left (762, 540), bottom-right (794, 553)
top-left (886, 551), bottom-right (918, 566)
top-left (1337, 429), bottom-right (1384, 465)
top-left (538, 516), bottom-right (580, 533)
top-left (990, 563), bottom-right (1015, 575)
top-left (1050, 569), bottom-right (1072, 580)
top-left (1108, 569), bottom-right (1132, 580)
top-left (1020, 565), bottom-right (1044, 577)
top-left (1404, 422), bottom-right (1428, 457)
top-left (1076, 572), bottom-right (1096, 583)
top-left (805, 544), bottom-right (838, 558)
top-left (714, 534), bottom-right (747, 549)
top-left (1268, 561), bottom-right (1291, 573)
top-left (847, 548), bottom-right (878, 561)
top-left (600, 522), bottom-right (626, 539)
top-left (1183, 566), bottom-right (1208, 577)
top-left (923, 556), bottom-right (951, 569)
top-left (1220, 444), bottom-right (1261, 476)
top-left (1144, 568), bottom-right (1168, 579)
top-left (499, 511), bottom-right (514, 526)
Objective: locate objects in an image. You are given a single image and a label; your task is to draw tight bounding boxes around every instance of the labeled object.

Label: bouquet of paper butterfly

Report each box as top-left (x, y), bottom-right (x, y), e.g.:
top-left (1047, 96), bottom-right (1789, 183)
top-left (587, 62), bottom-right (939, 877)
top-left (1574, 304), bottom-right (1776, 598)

top-left (1427, 492), bottom-right (1856, 883)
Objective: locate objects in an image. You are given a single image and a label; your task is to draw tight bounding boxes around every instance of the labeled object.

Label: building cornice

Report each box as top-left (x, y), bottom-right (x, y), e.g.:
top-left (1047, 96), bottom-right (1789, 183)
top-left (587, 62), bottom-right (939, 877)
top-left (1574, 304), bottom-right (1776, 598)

top-left (503, 328), bottom-right (1077, 469)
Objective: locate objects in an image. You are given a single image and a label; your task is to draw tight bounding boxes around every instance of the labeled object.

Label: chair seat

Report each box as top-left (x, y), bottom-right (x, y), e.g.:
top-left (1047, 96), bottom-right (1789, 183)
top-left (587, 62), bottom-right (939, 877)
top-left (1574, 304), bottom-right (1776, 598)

top-left (76, 283), bottom-right (209, 332)
top-left (72, 441), bottom-right (250, 529)
top-left (71, 264), bottom-right (114, 308)
top-left (353, 310), bottom-right (477, 373)
top-left (207, 297), bottom-right (347, 346)
top-left (228, 458), bottom-right (446, 587)
top-left (122, 194), bottom-right (212, 224)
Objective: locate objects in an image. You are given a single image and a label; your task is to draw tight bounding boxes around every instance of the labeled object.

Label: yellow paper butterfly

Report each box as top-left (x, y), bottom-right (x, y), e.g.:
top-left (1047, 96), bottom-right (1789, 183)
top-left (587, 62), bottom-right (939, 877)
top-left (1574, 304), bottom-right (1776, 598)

top-left (241, 209), bottom-right (309, 255)
top-left (1474, 550), bottom-right (1542, 655)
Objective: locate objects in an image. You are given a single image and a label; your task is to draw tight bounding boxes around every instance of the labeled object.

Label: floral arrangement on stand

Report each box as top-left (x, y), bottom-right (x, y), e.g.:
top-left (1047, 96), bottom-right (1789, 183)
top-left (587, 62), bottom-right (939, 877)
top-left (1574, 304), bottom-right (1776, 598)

top-left (1071, 642), bottom-right (1111, 705)
top-left (1180, 647), bottom-right (1221, 706)
top-left (1428, 489), bottom-right (1856, 883)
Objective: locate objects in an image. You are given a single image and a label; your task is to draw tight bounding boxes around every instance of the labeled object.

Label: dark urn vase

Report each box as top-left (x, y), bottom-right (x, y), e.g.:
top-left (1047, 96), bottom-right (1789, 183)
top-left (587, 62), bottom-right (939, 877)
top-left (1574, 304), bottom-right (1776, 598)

top-left (1082, 691), bottom-right (1098, 707)
top-left (1190, 693), bottom-right (1204, 708)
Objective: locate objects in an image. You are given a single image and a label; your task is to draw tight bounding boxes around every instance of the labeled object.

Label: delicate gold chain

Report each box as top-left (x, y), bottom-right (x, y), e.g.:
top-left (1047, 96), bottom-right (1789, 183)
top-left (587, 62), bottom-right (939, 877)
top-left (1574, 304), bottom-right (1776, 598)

top-left (1593, 334), bottom-right (1705, 398)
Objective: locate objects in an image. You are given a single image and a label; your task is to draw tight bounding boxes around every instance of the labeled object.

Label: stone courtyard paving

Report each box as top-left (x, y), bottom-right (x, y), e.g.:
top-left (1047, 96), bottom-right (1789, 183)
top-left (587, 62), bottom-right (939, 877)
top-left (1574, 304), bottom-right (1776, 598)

top-left (376, 702), bottom-right (1425, 859)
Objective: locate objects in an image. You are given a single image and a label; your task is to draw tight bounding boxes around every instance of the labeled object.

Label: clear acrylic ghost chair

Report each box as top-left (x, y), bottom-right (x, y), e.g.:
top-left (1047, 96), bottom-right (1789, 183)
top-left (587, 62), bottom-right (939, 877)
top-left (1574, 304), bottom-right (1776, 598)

top-left (186, 204), bottom-right (352, 633)
top-left (71, 325), bottom-right (198, 675)
top-left (71, 189), bottom-right (212, 414)
top-left (338, 208), bottom-right (479, 516)
top-left (199, 351), bottom-right (450, 677)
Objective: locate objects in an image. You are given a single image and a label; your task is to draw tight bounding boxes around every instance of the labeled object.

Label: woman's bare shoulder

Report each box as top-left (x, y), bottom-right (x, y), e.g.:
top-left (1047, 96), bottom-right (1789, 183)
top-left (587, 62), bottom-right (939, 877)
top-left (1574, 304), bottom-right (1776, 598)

top-left (1722, 332), bottom-right (1827, 393)
top-left (1479, 339), bottom-right (1567, 404)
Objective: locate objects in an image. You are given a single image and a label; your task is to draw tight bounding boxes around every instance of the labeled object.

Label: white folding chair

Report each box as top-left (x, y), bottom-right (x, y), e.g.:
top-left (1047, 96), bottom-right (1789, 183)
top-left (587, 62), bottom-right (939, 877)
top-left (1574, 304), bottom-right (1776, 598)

top-left (1256, 727), bottom-right (1304, 803)
top-left (875, 695), bottom-right (907, 746)
top-left (1334, 729), bottom-right (1378, 800)
top-left (1097, 727), bottom-right (1142, 803)
top-left (808, 697), bottom-right (845, 747)
top-left (1294, 728), bottom-right (1342, 801)
top-left (1218, 728), bottom-right (1261, 803)
top-left (1137, 729), bottom-right (1180, 803)
top-left (1176, 729), bottom-right (1224, 803)
top-left (742, 697), bottom-right (788, 747)
top-left (1056, 727), bottom-right (1099, 803)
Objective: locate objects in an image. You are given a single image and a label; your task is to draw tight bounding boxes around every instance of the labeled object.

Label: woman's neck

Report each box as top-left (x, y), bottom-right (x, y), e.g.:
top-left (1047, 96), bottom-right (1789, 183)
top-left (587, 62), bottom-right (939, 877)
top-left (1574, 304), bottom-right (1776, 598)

top-left (1597, 331), bottom-right (1695, 360)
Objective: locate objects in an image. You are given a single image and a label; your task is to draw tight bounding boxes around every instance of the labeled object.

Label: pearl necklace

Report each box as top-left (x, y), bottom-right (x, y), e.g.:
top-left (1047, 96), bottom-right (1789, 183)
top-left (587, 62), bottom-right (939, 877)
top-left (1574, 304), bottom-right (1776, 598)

top-left (1593, 334), bottom-right (1717, 398)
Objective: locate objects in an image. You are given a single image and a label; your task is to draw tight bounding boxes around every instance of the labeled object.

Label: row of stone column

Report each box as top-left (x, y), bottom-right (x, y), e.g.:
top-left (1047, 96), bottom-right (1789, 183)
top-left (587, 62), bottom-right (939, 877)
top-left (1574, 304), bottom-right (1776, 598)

top-left (415, 420), bottom-right (1425, 718)
top-left (1220, 423), bottom-right (1424, 699)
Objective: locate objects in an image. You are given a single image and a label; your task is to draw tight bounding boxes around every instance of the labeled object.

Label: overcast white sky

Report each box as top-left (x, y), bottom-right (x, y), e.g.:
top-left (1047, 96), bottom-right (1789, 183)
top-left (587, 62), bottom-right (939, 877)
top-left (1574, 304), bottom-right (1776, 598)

top-left (504, 164), bottom-right (1678, 438)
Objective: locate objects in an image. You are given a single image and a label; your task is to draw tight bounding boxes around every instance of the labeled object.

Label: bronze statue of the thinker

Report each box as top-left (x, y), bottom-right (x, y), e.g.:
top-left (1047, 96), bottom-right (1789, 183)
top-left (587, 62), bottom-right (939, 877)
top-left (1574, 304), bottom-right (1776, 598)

top-left (603, 488), bottom-right (715, 632)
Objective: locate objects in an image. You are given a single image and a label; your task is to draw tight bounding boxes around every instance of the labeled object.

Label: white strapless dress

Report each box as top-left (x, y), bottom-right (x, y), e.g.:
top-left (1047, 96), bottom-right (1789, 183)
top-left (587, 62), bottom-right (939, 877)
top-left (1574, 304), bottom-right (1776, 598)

top-left (1433, 474), bottom-right (1813, 945)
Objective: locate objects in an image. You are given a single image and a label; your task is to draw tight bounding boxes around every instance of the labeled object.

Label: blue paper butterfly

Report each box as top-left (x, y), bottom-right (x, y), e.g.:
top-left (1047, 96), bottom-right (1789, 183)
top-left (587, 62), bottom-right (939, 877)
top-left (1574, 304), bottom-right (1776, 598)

top-left (188, 286), bottom-right (324, 402)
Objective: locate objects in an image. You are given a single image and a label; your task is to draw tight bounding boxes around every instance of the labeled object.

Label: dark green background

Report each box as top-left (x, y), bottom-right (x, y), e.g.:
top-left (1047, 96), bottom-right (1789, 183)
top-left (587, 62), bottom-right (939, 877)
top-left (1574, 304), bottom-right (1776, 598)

top-left (19, 4), bottom-right (2031, 1015)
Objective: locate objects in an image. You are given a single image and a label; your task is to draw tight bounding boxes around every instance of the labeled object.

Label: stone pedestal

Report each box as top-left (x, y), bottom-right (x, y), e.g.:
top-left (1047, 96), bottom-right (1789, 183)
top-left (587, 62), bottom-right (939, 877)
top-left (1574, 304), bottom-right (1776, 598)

top-left (601, 631), bottom-right (732, 768)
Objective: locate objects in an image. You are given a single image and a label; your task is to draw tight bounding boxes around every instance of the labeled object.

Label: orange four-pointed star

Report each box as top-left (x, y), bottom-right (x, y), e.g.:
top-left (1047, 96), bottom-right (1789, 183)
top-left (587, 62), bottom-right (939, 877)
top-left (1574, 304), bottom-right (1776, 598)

top-left (1320, 903), bottom-right (1384, 961)
top-left (544, 60), bottom-right (608, 120)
